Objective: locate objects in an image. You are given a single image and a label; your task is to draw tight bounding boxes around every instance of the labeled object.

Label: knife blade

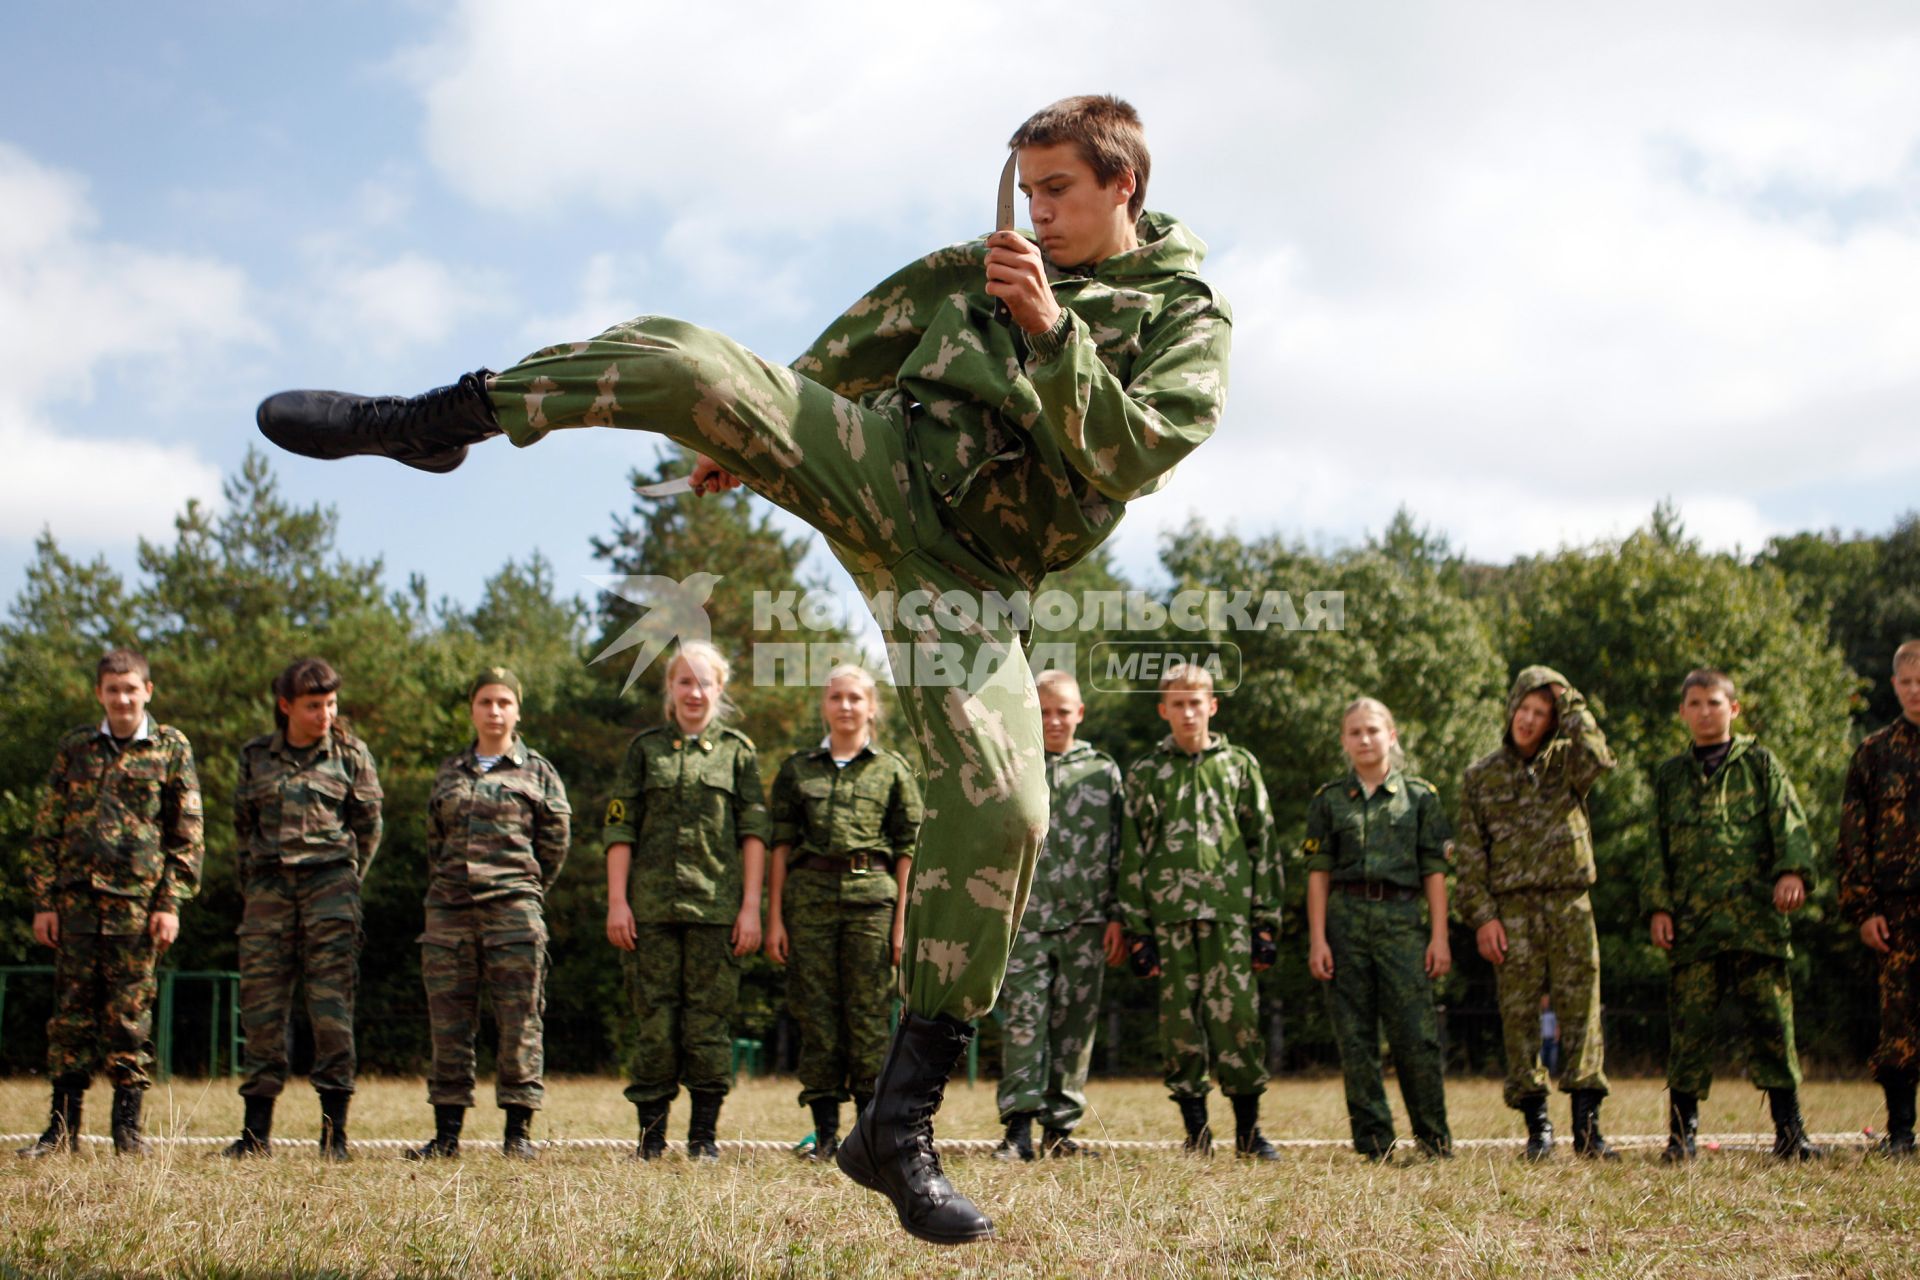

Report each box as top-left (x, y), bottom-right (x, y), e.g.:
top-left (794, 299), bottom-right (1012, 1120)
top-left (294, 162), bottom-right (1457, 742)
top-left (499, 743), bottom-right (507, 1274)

top-left (993, 150), bottom-right (1019, 326)
top-left (633, 475), bottom-right (696, 498)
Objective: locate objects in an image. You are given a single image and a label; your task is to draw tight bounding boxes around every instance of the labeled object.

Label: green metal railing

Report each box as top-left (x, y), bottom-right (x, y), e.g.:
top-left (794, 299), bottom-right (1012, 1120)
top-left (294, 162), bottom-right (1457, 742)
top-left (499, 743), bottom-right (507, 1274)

top-left (0, 966), bottom-right (240, 1080)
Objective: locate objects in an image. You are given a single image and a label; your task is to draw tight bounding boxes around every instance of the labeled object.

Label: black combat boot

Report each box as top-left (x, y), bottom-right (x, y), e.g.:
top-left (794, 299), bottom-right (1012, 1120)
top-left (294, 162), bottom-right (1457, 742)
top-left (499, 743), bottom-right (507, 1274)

top-left (836, 1011), bottom-right (994, 1245)
top-left (255, 370), bottom-right (500, 474)
top-left (110, 1086), bottom-right (149, 1156)
top-left (1176, 1095), bottom-right (1213, 1156)
top-left (687, 1090), bottom-right (724, 1163)
top-left (1042, 1126), bottom-right (1099, 1158)
top-left (1876, 1072), bottom-right (1917, 1159)
top-left (502, 1105), bottom-right (537, 1160)
top-left (1231, 1093), bottom-right (1280, 1161)
top-left (221, 1095), bottom-right (274, 1158)
top-left (317, 1089), bottom-right (352, 1162)
top-left (804, 1098), bottom-right (841, 1162)
top-left (1661, 1091), bottom-right (1699, 1164)
top-left (17, 1077), bottom-right (85, 1158)
top-left (633, 1098), bottom-right (670, 1161)
top-left (406, 1105), bottom-right (465, 1160)
top-left (992, 1112), bottom-right (1036, 1163)
top-left (1569, 1089), bottom-right (1619, 1160)
top-left (1520, 1095), bottom-right (1554, 1161)
top-left (1768, 1087), bottom-right (1822, 1161)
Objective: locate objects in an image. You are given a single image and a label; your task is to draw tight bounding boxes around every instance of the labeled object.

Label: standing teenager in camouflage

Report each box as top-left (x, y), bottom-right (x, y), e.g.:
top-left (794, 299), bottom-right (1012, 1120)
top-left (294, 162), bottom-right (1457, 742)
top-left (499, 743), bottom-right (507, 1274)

top-left (1118, 664), bottom-right (1280, 1161)
top-left (19, 650), bottom-right (203, 1159)
top-left (1643, 669), bottom-right (1819, 1163)
top-left (994, 670), bottom-right (1122, 1162)
top-left (407, 668), bottom-right (572, 1161)
top-left (766, 664), bottom-right (921, 1163)
top-left (1455, 665), bottom-right (1616, 1160)
top-left (1303, 698), bottom-right (1453, 1162)
top-left (223, 658), bottom-right (383, 1160)
top-left (604, 642), bottom-right (769, 1163)
top-left (1838, 640), bottom-right (1920, 1159)
top-left (257, 96), bottom-right (1228, 1242)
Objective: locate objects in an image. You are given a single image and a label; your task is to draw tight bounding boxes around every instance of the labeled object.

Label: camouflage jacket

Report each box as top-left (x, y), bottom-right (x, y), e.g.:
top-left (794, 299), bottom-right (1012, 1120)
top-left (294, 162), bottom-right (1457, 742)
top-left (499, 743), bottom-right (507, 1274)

top-left (1643, 737), bottom-right (1816, 964)
top-left (1117, 733), bottom-right (1280, 933)
top-left (1024, 740), bottom-right (1123, 933)
top-left (1454, 666), bottom-right (1615, 928)
top-left (791, 211), bottom-right (1231, 587)
top-left (1837, 715), bottom-right (1920, 924)
top-left (27, 718), bottom-right (205, 934)
top-left (1302, 768), bottom-right (1453, 891)
top-left (603, 722), bottom-right (771, 925)
top-left (768, 739), bottom-right (922, 908)
top-left (425, 739), bottom-right (572, 910)
top-left (234, 729), bottom-right (384, 879)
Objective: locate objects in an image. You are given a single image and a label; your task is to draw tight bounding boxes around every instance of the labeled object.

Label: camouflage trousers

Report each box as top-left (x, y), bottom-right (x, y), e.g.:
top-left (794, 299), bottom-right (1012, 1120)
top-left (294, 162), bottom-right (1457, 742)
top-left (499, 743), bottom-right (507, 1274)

top-left (237, 861), bottom-right (363, 1098)
top-left (997, 922), bottom-right (1107, 1129)
top-left (45, 902), bottom-right (160, 1088)
top-left (784, 870), bottom-right (896, 1107)
top-left (1492, 889), bottom-right (1608, 1108)
top-left (1323, 894), bottom-right (1450, 1157)
top-left (419, 903), bottom-right (549, 1110)
top-left (623, 922), bottom-right (740, 1104)
top-left (1666, 950), bottom-right (1800, 1098)
top-left (1871, 894), bottom-right (1920, 1082)
top-left (1153, 917), bottom-right (1267, 1098)
top-left (493, 318), bottom-right (1050, 1022)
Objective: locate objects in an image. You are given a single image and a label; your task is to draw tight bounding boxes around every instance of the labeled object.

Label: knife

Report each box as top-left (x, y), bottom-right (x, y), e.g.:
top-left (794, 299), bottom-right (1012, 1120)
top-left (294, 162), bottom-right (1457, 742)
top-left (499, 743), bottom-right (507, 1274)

top-left (993, 150), bottom-right (1018, 326)
top-left (634, 475), bottom-right (696, 499)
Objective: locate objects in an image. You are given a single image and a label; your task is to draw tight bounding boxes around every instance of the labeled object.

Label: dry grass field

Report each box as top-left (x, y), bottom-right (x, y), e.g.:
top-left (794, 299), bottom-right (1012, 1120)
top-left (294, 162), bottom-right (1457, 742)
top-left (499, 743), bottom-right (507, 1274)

top-left (1, 1074), bottom-right (1915, 1278)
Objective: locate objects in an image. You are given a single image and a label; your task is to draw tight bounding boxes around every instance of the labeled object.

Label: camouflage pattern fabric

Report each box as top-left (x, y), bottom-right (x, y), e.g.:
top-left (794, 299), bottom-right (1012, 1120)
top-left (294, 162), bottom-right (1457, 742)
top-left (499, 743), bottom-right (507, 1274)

top-left (236, 861), bottom-right (365, 1097)
top-left (487, 210), bottom-right (1229, 1020)
top-left (1323, 894), bottom-right (1450, 1156)
top-left (769, 741), bottom-right (923, 904)
top-left (425, 739), bottom-right (571, 909)
top-left (1024, 742), bottom-right (1123, 932)
top-left (1117, 734), bottom-right (1280, 936)
top-left (1666, 951), bottom-right (1800, 1098)
top-left (1154, 917), bottom-right (1267, 1098)
top-left (1494, 889), bottom-right (1609, 1107)
top-left (1836, 717), bottom-right (1920, 1080)
top-left (234, 730), bottom-right (384, 876)
top-left (604, 724), bottom-right (769, 925)
top-left (622, 923), bottom-right (739, 1105)
top-left (783, 870), bottom-right (895, 1106)
top-left (27, 719), bottom-right (203, 1088)
top-left (1301, 769), bottom-right (1452, 888)
top-left (996, 921), bottom-right (1107, 1128)
top-left (419, 903), bottom-right (549, 1110)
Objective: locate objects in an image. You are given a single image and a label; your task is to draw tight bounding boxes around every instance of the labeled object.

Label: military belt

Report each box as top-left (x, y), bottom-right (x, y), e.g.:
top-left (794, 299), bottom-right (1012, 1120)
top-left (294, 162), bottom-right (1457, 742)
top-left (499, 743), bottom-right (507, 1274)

top-left (1335, 880), bottom-right (1419, 902)
top-left (793, 852), bottom-right (888, 876)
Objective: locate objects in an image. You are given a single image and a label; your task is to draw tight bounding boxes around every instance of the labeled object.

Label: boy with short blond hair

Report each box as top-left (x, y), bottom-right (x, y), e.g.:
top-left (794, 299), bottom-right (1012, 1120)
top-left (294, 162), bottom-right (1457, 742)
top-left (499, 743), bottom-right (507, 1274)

top-left (1118, 663), bottom-right (1281, 1159)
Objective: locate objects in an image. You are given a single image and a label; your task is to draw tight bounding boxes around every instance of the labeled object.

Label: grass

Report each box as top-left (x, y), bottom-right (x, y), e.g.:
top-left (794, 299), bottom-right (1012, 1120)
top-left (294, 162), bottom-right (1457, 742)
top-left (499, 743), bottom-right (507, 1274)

top-left (1, 1075), bottom-right (1915, 1278)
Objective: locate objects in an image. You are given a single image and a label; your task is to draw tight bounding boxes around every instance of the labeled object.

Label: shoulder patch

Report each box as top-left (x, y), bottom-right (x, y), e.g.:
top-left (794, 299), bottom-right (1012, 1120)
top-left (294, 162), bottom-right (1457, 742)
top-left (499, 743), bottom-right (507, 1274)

top-left (605, 797), bottom-right (628, 825)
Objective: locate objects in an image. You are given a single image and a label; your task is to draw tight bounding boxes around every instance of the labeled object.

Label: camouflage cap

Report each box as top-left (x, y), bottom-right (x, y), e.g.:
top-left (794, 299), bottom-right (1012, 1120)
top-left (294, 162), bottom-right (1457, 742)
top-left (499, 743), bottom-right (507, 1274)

top-left (468, 666), bottom-right (523, 701)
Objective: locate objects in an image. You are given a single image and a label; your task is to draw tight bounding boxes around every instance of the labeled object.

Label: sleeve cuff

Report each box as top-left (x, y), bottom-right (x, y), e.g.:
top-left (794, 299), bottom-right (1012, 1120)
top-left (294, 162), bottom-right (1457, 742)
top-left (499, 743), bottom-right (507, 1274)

top-left (1026, 308), bottom-right (1076, 363)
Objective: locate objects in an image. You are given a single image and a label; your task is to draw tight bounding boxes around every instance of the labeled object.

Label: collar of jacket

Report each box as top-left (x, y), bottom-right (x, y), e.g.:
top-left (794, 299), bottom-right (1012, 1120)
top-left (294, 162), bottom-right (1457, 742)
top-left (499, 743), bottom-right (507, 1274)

top-left (1157, 731), bottom-right (1228, 759)
top-left (812, 735), bottom-right (876, 763)
top-left (1047, 739), bottom-right (1102, 765)
top-left (1045, 210), bottom-right (1209, 286)
top-left (270, 728), bottom-right (336, 759)
top-left (96, 715), bottom-right (153, 743)
top-left (1685, 733), bottom-right (1753, 777)
top-left (1344, 767), bottom-right (1401, 800)
top-left (465, 737), bottom-right (529, 770)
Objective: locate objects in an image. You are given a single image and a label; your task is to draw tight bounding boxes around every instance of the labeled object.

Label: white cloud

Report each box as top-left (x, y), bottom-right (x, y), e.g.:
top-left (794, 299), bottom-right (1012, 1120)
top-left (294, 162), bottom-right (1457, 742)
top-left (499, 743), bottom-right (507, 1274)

top-left (303, 249), bottom-right (505, 351)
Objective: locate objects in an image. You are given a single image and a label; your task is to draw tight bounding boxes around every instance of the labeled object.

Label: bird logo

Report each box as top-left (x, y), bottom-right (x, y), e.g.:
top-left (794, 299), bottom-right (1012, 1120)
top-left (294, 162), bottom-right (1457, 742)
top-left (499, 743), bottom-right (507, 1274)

top-left (585, 572), bottom-right (724, 693)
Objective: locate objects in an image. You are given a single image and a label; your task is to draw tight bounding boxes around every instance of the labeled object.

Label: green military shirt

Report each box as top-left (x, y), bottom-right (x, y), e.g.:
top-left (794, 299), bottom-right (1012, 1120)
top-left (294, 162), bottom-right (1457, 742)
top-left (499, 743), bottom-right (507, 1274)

top-left (603, 722), bottom-right (771, 925)
top-left (1302, 768), bottom-right (1452, 890)
top-left (1117, 732), bottom-right (1280, 934)
top-left (768, 738), bottom-right (923, 907)
top-left (425, 739), bottom-right (573, 910)
top-left (234, 729), bottom-right (384, 877)
top-left (1642, 736), bottom-right (1816, 965)
top-left (1838, 715), bottom-right (1920, 924)
top-left (1024, 740), bottom-right (1123, 933)
top-left (791, 211), bottom-right (1231, 586)
top-left (27, 717), bottom-right (205, 935)
top-left (1454, 666), bottom-right (1616, 928)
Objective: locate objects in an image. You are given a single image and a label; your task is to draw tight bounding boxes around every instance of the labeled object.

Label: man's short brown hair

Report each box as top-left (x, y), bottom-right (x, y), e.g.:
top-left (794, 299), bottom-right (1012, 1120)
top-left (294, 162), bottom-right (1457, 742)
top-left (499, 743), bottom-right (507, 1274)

top-left (1009, 94), bottom-right (1151, 219)
top-left (96, 649), bottom-right (150, 685)
top-left (1159, 662), bottom-right (1215, 695)
top-left (1679, 668), bottom-right (1737, 700)
top-left (1894, 640), bottom-right (1920, 672)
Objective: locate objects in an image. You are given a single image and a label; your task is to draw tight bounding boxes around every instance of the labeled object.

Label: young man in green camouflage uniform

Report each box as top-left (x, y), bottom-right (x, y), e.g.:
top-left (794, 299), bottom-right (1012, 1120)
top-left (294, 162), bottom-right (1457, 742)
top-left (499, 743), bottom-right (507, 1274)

top-left (1838, 640), bottom-right (1920, 1160)
top-left (257, 96), bottom-right (1227, 1241)
top-left (1118, 665), bottom-right (1281, 1161)
top-left (1643, 669), bottom-right (1819, 1162)
top-left (1455, 664), bottom-right (1616, 1160)
top-left (224, 658), bottom-right (383, 1160)
top-left (766, 665), bottom-right (922, 1163)
top-left (993, 670), bottom-right (1122, 1162)
top-left (408, 668), bottom-right (572, 1161)
top-left (19, 650), bottom-right (203, 1158)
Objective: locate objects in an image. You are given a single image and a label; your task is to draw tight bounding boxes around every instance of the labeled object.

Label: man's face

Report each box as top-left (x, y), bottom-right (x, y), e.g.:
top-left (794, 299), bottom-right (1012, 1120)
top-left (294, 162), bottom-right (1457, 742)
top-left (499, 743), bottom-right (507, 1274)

top-left (1678, 684), bottom-right (1738, 746)
top-left (1158, 685), bottom-right (1218, 752)
top-left (1039, 683), bottom-right (1086, 754)
top-left (1895, 662), bottom-right (1920, 725)
top-left (470, 685), bottom-right (521, 743)
top-left (96, 671), bottom-right (153, 737)
top-left (1509, 689), bottom-right (1557, 756)
top-left (1018, 142), bottom-right (1135, 269)
top-left (280, 691), bottom-right (338, 747)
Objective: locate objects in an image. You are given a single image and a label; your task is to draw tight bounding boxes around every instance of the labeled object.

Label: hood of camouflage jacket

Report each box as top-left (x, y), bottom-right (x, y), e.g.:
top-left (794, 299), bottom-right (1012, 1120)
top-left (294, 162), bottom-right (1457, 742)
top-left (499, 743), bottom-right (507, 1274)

top-left (1503, 664), bottom-right (1570, 752)
top-left (1049, 210), bottom-right (1208, 283)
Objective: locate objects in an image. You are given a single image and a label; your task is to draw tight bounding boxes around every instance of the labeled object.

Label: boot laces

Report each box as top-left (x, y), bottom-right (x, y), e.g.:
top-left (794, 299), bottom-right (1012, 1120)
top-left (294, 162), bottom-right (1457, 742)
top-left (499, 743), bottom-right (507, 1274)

top-left (346, 375), bottom-right (482, 447)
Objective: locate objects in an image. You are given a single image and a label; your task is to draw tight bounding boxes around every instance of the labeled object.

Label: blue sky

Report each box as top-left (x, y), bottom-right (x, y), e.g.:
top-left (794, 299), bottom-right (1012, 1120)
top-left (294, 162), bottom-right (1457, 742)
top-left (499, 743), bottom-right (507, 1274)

top-left (4, 1), bottom-right (1917, 620)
